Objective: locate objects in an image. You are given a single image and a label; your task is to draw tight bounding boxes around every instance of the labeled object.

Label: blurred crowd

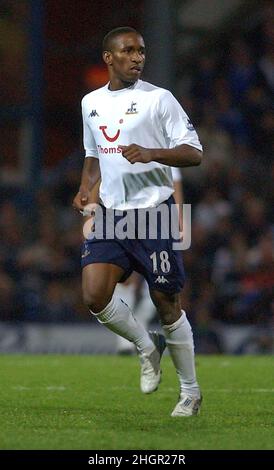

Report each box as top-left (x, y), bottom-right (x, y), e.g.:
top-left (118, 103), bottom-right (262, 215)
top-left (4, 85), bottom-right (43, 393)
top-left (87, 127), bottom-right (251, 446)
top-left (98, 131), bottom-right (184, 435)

top-left (181, 3), bottom-right (274, 351)
top-left (0, 3), bottom-right (273, 353)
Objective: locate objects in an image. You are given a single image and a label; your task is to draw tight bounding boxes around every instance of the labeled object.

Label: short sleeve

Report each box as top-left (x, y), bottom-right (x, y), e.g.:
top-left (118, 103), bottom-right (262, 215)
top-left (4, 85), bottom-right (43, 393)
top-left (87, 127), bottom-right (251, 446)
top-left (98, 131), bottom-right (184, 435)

top-left (81, 97), bottom-right (99, 158)
top-left (158, 90), bottom-right (203, 151)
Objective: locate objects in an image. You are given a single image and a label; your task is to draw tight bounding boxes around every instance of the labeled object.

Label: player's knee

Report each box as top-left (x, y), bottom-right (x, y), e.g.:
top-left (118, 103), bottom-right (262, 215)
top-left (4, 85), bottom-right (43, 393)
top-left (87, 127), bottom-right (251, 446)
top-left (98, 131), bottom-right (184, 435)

top-left (84, 296), bottom-right (108, 313)
top-left (82, 288), bottom-right (110, 312)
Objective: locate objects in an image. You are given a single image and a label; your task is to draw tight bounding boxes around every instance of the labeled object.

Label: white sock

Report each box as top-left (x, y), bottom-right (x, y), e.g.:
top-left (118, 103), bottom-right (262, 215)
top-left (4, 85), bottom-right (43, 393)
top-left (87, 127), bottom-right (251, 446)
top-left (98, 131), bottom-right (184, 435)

top-left (163, 310), bottom-right (200, 397)
top-left (114, 283), bottom-right (135, 309)
top-left (114, 283), bottom-right (136, 352)
top-left (90, 296), bottom-right (154, 355)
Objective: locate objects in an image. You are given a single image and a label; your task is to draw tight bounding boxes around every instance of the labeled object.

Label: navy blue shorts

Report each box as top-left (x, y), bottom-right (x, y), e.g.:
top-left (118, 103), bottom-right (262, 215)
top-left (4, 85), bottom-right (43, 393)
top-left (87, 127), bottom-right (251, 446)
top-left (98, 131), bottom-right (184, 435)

top-left (81, 196), bottom-right (185, 293)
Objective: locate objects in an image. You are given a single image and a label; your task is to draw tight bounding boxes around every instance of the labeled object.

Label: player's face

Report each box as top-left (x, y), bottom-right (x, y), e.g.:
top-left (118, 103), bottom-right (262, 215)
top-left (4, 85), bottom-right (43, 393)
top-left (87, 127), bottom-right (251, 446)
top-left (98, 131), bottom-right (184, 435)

top-left (104, 33), bottom-right (145, 86)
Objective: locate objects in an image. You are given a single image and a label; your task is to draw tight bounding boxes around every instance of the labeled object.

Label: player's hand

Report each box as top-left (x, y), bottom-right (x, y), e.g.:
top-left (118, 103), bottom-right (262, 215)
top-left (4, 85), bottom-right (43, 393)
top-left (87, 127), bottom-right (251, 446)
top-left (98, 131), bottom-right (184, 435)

top-left (72, 187), bottom-right (91, 214)
top-left (118, 144), bottom-right (153, 164)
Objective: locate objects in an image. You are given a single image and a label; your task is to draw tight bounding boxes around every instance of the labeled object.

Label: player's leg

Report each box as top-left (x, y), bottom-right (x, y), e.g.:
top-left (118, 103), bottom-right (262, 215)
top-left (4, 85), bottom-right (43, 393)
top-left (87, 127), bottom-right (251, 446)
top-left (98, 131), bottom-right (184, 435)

top-left (149, 288), bottom-right (202, 417)
top-left (82, 262), bottom-right (155, 353)
top-left (83, 262), bottom-right (165, 393)
top-left (115, 274), bottom-right (156, 354)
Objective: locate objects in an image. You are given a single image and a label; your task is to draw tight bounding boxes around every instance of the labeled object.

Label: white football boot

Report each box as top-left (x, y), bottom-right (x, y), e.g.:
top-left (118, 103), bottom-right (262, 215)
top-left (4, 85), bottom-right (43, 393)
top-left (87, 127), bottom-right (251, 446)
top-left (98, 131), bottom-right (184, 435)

top-left (171, 392), bottom-right (202, 417)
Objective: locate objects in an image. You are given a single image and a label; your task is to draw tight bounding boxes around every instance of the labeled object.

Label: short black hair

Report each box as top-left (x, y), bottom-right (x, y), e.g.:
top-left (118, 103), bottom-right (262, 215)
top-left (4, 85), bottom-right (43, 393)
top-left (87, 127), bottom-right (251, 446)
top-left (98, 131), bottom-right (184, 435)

top-left (102, 26), bottom-right (140, 52)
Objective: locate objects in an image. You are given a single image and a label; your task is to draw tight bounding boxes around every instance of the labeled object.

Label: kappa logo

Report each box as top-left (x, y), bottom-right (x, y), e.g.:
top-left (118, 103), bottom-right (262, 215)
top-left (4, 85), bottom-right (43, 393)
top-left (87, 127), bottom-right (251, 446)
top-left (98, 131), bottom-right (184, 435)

top-left (154, 275), bottom-right (169, 284)
top-left (89, 109), bottom-right (99, 118)
top-left (126, 101), bottom-right (138, 114)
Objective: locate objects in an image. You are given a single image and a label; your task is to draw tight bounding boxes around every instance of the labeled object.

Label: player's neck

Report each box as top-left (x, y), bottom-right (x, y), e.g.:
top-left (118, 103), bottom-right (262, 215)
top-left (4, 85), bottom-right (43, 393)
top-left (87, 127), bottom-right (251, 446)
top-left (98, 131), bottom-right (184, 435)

top-left (108, 77), bottom-right (138, 91)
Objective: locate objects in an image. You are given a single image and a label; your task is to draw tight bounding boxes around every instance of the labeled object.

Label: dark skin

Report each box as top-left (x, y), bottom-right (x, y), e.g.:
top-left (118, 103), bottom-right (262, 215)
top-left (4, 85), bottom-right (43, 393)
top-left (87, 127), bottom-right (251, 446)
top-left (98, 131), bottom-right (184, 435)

top-left (74, 31), bottom-right (203, 323)
top-left (73, 157), bottom-right (100, 212)
top-left (103, 32), bottom-right (146, 90)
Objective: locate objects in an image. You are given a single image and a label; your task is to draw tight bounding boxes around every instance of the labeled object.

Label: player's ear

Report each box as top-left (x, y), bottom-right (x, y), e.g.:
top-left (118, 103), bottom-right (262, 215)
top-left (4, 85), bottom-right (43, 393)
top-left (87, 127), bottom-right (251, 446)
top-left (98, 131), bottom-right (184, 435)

top-left (103, 51), bottom-right (112, 66)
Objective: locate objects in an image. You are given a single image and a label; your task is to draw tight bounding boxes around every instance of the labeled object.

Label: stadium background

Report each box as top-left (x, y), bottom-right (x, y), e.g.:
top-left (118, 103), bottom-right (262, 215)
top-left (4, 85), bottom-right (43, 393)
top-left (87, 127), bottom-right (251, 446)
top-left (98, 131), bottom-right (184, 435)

top-left (0, 0), bottom-right (273, 355)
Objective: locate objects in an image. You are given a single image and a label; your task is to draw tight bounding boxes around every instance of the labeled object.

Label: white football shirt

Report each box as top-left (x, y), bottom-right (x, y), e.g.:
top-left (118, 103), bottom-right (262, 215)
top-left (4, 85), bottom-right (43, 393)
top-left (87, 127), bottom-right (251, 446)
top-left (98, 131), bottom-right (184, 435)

top-left (82, 79), bottom-right (202, 210)
top-left (171, 166), bottom-right (182, 183)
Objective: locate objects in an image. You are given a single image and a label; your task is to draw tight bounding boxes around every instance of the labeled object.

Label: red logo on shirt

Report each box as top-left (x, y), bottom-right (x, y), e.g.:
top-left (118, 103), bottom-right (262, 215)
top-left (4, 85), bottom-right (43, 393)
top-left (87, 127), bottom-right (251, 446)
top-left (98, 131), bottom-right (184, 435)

top-left (99, 126), bottom-right (120, 142)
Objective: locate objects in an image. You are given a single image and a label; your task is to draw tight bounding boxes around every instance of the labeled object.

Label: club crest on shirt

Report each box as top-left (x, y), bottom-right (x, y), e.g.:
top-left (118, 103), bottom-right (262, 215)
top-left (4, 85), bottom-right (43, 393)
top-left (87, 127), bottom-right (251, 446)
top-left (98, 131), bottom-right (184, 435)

top-left (125, 102), bottom-right (138, 114)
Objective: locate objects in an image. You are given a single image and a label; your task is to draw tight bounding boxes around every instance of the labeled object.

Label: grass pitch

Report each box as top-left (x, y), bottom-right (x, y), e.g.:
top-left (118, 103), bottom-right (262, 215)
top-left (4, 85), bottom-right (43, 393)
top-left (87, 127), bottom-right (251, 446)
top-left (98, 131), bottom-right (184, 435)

top-left (0, 354), bottom-right (273, 450)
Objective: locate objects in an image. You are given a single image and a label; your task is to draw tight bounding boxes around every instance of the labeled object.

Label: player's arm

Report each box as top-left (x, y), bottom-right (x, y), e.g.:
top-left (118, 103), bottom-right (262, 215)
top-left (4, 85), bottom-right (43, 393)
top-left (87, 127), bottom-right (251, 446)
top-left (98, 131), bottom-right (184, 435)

top-left (119, 143), bottom-right (202, 167)
top-left (172, 167), bottom-right (184, 234)
top-left (73, 96), bottom-right (101, 213)
top-left (72, 156), bottom-right (100, 213)
top-left (119, 90), bottom-right (202, 167)
top-left (173, 179), bottom-right (184, 205)
top-left (154, 143), bottom-right (202, 167)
